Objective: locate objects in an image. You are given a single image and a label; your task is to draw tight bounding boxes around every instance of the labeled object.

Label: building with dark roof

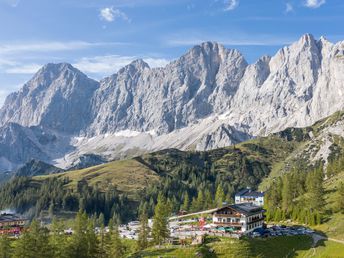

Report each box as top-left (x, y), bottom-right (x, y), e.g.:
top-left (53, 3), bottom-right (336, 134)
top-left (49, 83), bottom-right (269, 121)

top-left (0, 213), bottom-right (27, 235)
top-left (211, 203), bottom-right (265, 234)
top-left (235, 188), bottom-right (264, 206)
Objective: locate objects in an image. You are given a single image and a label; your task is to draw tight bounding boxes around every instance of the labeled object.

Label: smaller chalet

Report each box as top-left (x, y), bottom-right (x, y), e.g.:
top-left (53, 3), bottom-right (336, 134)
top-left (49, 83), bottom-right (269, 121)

top-left (0, 213), bottom-right (27, 235)
top-left (211, 203), bottom-right (264, 234)
top-left (235, 188), bottom-right (264, 206)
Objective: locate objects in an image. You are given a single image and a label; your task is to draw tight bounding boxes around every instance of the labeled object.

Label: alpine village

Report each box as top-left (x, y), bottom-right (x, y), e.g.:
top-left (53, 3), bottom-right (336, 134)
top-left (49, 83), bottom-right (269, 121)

top-left (0, 0), bottom-right (344, 257)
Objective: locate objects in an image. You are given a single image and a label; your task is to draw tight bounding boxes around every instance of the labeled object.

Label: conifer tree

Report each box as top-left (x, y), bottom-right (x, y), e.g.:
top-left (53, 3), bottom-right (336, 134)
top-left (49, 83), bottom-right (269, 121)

top-left (152, 194), bottom-right (169, 245)
top-left (215, 184), bottom-right (225, 207)
top-left (50, 218), bottom-right (68, 258)
top-left (68, 210), bottom-right (88, 258)
top-left (335, 182), bottom-right (344, 213)
top-left (306, 168), bottom-right (325, 211)
top-left (85, 217), bottom-right (99, 258)
top-left (0, 234), bottom-right (12, 258)
top-left (97, 213), bottom-right (106, 258)
top-left (137, 208), bottom-right (150, 251)
top-left (281, 175), bottom-right (293, 211)
top-left (181, 192), bottom-right (190, 211)
top-left (196, 191), bottom-right (205, 210)
top-left (14, 220), bottom-right (52, 258)
top-left (109, 223), bottom-right (125, 258)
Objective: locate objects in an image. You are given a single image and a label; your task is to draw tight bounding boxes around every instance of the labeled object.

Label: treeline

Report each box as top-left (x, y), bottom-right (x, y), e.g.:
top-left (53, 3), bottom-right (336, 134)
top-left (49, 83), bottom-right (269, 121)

top-left (136, 147), bottom-right (271, 217)
top-left (0, 177), bottom-right (133, 223)
top-left (0, 143), bottom-right (285, 222)
top-left (0, 211), bottom-right (133, 258)
top-left (265, 154), bottom-right (344, 225)
top-left (0, 196), bottom-right (172, 258)
top-left (265, 165), bottom-right (324, 225)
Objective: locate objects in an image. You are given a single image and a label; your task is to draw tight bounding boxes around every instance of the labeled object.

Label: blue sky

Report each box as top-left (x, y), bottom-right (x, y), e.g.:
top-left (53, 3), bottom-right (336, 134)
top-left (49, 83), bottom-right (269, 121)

top-left (0, 0), bottom-right (343, 105)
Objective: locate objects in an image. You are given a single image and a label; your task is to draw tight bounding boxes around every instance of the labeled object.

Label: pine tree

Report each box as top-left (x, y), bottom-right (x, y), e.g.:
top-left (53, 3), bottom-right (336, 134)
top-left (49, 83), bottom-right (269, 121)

top-left (85, 217), bottom-right (99, 258)
top-left (50, 218), bottom-right (69, 258)
top-left (152, 194), bottom-right (169, 245)
top-left (14, 220), bottom-right (52, 258)
top-left (281, 175), bottom-right (293, 211)
top-left (204, 189), bottom-right (213, 209)
top-left (97, 213), bottom-right (106, 258)
top-left (306, 168), bottom-right (325, 211)
top-left (0, 234), bottom-right (12, 258)
top-left (335, 182), bottom-right (344, 213)
top-left (181, 192), bottom-right (190, 211)
top-left (215, 184), bottom-right (225, 208)
top-left (109, 224), bottom-right (125, 258)
top-left (137, 209), bottom-right (150, 251)
top-left (196, 191), bottom-right (205, 210)
top-left (68, 210), bottom-right (88, 258)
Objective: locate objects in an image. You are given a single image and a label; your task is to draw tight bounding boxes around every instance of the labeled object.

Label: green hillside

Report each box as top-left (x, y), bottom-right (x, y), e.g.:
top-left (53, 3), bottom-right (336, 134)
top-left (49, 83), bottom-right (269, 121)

top-left (1, 111), bottom-right (344, 225)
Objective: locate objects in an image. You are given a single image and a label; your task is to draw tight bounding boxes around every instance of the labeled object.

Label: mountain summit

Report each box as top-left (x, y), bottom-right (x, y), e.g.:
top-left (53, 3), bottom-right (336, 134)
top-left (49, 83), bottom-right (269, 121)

top-left (0, 34), bottom-right (343, 171)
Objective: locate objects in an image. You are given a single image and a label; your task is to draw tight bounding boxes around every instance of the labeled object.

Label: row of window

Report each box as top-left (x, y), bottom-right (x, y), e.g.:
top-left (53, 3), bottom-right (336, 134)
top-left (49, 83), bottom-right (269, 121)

top-left (247, 221), bottom-right (262, 230)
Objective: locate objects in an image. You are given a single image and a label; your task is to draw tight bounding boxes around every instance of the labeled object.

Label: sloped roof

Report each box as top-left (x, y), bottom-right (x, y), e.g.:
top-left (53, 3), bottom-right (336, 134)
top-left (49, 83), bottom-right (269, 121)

top-left (0, 213), bottom-right (27, 222)
top-left (235, 189), bottom-right (264, 197)
top-left (213, 203), bottom-right (264, 216)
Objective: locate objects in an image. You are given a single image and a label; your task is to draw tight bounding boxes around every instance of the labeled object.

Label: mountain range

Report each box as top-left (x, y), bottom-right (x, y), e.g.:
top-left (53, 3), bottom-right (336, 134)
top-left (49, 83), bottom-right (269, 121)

top-left (0, 33), bottom-right (343, 173)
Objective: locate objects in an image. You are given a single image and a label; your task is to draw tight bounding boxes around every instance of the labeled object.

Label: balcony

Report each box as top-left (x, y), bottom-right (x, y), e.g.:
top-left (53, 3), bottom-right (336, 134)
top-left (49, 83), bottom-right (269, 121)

top-left (213, 221), bottom-right (243, 227)
top-left (247, 217), bottom-right (264, 224)
top-left (214, 214), bottom-right (241, 218)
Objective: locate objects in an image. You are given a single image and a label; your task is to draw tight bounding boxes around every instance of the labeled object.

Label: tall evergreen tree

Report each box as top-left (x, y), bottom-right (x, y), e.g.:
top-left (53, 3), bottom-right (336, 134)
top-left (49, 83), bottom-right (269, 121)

top-left (68, 210), bottom-right (88, 258)
top-left (215, 184), bottom-right (225, 207)
top-left (137, 208), bottom-right (150, 251)
top-left (181, 192), bottom-right (190, 211)
top-left (152, 194), bottom-right (169, 245)
top-left (306, 168), bottom-right (325, 211)
top-left (0, 234), bottom-right (12, 258)
top-left (335, 182), bottom-right (344, 213)
top-left (281, 175), bottom-right (293, 211)
top-left (14, 220), bottom-right (52, 258)
top-left (50, 218), bottom-right (69, 258)
top-left (109, 224), bottom-right (125, 258)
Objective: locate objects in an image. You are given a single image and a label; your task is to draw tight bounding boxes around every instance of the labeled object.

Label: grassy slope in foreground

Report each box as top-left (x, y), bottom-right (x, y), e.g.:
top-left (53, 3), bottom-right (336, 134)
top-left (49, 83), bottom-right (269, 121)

top-left (133, 235), bottom-right (344, 258)
top-left (312, 170), bottom-right (344, 241)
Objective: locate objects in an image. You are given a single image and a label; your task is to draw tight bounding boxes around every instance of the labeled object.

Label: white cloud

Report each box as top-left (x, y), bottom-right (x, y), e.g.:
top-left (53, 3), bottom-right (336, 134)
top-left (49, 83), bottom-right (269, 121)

top-left (5, 64), bottom-right (42, 74)
top-left (73, 55), bottom-right (169, 76)
top-left (99, 7), bottom-right (130, 22)
top-left (285, 3), bottom-right (294, 13)
top-left (1, 0), bottom-right (20, 7)
top-left (0, 41), bottom-right (125, 55)
top-left (304, 0), bottom-right (326, 8)
top-left (224, 0), bottom-right (239, 11)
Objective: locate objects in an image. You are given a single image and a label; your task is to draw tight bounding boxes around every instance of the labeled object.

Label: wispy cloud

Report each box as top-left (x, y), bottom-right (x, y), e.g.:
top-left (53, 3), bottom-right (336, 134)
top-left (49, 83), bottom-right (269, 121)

top-left (285, 3), bottom-right (294, 13)
top-left (99, 7), bottom-right (130, 23)
top-left (5, 64), bottom-right (42, 74)
top-left (304, 0), bottom-right (326, 8)
top-left (73, 55), bottom-right (169, 76)
top-left (0, 41), bottom-right (126, 55)
top-left (224, 0), bottom-right (239, 11)
top-left (0, 0), bottom-right (20, 7)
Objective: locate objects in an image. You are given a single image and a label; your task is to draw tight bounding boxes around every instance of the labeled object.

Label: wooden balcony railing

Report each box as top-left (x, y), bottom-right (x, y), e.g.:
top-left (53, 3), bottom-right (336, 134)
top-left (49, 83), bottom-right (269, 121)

top-left (213, 222), bottom-right (243, 226)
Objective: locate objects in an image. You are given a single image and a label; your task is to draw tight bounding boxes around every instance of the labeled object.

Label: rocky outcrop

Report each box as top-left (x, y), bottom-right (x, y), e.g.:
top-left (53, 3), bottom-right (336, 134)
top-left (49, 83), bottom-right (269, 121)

top-left (0, 34), bottom-right (343, 171)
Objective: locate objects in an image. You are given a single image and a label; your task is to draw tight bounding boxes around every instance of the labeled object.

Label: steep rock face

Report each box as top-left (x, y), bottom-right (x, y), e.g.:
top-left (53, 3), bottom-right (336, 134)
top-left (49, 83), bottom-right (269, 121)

top-left (14, 159), bottom-right (63, 177)
top-left (89, 42), bottom-right (248, 135)
top-left (0, 123), bottom-right (49, 171)
top-left (0, 63), bottom-right (99, 133)
top-left (0, 34), bottom-right (343, 171)
top-left (228, 34), bottom-right (344, 134)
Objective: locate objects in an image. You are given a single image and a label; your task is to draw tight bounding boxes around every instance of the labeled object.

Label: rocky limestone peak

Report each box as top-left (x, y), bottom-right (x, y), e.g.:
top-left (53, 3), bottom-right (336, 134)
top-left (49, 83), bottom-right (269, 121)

top-left (118, 59), bottom-right (150, 73)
